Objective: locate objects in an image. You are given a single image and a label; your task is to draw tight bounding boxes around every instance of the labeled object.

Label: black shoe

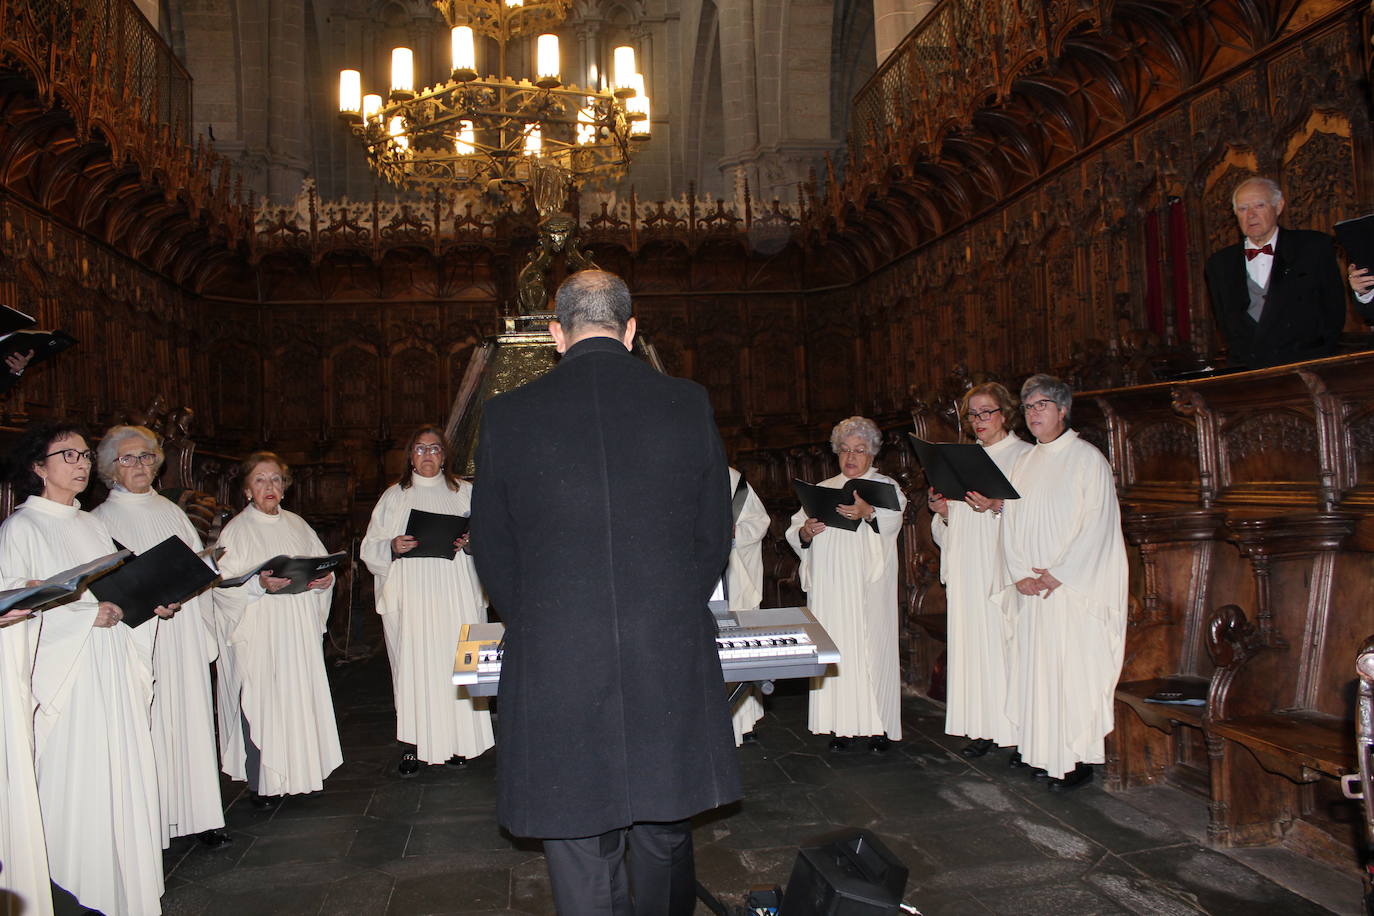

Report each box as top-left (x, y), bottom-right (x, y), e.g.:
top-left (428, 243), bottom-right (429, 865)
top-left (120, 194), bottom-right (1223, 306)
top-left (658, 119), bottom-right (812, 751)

top-left (741, 731), bottom-right (758, 745)
top-left (828, 736), bottom-right (853, 752)
top-left (399, 753), bottom-right (421, 778)
top-left (1008, 750), bottom-right (1027, 769)
top-left (1048, 763), bottom-right (1093, 792)
top-left (869, 735), bottom-right (892, 754)
top-left (197, 828), bottom-right (233, 848)
top-left (248, 792), bottom-right (278, 810)
top-left (446, 755), bottom-right (467, 768)
top-left (960, 738), bottom-right (995, 759)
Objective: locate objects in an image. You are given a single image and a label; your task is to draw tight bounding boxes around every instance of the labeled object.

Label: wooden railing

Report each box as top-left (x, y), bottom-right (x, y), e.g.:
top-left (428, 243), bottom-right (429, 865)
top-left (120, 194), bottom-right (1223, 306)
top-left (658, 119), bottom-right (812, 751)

top-left (2, 0), bottom-right (192, 142)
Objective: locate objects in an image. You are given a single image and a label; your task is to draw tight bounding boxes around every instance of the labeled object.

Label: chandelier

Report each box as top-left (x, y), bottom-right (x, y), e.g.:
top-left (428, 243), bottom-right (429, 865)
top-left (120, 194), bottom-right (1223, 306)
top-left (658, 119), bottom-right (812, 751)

top-left (336, 0), bottom-right (649, 205)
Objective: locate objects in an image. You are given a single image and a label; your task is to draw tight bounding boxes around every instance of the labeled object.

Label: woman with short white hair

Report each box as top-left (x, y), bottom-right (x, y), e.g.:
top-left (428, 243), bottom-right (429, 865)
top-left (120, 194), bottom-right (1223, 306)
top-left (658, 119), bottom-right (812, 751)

top-left (786, 416), bottom-right (907, 753)
top-left (91, 424), bottom-right (231, 849)
top-left (998, 374), bottom-right (1127, 791)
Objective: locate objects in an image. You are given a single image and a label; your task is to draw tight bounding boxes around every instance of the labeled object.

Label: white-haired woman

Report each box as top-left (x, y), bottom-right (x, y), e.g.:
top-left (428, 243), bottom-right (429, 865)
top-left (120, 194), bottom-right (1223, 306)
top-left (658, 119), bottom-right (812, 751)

top-left (786, 417), bottom-right (907, 753)
top-left (214, 451), bottom-right (341, 806)
top-left (0, 421), bottom-right (164, 915)
top-left (91, 425), bottom-right (231, 849)
top-left (361, 425), bottom-right (493, 776)
top-left (998, 374), bottom-right (1127, 791)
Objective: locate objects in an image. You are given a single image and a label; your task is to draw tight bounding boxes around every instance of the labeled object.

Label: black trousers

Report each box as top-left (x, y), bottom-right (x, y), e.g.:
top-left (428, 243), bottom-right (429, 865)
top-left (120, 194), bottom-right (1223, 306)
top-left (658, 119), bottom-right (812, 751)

top-left (542, 819), bottom-right (695, 916)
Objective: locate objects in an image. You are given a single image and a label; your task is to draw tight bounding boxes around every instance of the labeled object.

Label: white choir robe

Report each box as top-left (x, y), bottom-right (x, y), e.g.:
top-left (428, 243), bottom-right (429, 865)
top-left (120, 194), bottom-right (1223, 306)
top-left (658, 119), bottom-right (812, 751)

top-left (361, 474), bottom-right (494, 764)
top-left (0, 599), bottom-right (51, 916)
top-left (930, 433), bottom-right (1031, 747)
top-left (726, 468), bottom-right (770, 744)
top-left (997, 429), bottom-right (1128, 779)
top-left (213, 504), bottom-right (342, 796)
top-left (0, 496), bottom-right (162, 916)
top-left (786, 470), bottom-right (907, 740)
top-left (93, 488), bottom-right (226, 845)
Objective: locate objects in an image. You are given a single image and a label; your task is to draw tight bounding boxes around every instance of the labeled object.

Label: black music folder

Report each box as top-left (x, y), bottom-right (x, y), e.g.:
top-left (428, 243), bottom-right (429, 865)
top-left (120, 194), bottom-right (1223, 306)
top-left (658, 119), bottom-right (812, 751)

top-left (1336, 213), bottom-right (1374, 272)
top-left (0, 549), bottom-right (132, 615)
top-left (402, 509), bottom-right (469, 560)
top-left (90, 536), bottom-right (221, 627)
top-left (793, 478), bottom-right (901, 531)
top-left (0, 304), bottom-right (35, 338)
top-left (0, 329), bottom-right (75, 366)
top-left (218, 552), bottom-right (347, 595)
top-left (908, 435), bottom-right (1021, 501)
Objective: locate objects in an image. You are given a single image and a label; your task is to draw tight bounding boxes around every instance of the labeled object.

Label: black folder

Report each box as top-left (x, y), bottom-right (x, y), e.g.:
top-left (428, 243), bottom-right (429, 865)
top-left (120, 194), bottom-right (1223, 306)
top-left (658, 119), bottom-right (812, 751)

top-left (0, 549), bottom-right (132, 615)
top-left (1336, 213), bottom-right (1374, 272)
top-left (402, 509), bottom-right (470, 560)
top-left (908, 435), bottom-right (1021, 501)
top-left (218, 552), bottom-right (347, 595)
top-left (0, 329), bottom-right (75, 366)
top-left (0, 304), bottom-right (36, 338)
top-left (793, 478), bottom-right (901, 531)
top-left (89, 535), bottom-right (221, 628)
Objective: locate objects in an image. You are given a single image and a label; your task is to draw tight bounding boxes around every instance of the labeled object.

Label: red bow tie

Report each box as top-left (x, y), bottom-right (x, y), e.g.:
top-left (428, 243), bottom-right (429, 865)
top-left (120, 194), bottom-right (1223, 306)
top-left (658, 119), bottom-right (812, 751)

top-left (1245, 244), bottom-right (1273, 261)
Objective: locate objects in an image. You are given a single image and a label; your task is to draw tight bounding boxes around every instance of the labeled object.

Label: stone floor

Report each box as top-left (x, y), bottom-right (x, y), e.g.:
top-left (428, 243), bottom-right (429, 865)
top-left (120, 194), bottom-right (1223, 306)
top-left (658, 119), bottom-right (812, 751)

top-left (158, 652), bottom-right (1364, 915)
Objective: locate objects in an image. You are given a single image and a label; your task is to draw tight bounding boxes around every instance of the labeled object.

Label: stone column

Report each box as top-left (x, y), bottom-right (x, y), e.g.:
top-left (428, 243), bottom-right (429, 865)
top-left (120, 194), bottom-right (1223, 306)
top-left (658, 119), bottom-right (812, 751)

top-left (873, 0), bottom-right (935, 66)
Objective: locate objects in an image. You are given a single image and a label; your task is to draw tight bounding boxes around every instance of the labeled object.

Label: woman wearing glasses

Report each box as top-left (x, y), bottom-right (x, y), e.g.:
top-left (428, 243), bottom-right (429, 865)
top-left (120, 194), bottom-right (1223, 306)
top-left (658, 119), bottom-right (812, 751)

top-left (786, 416), bottom-right (907, 753)
top-left (998, 374), bottom-right (1127, 791)
top-left (0, 422), bottom-right (164, 914)
top-left (362, 425), bottom-right (492, 776)
top-left (213, 451), bottom-right (341, 807)
top-left (929, 383), bottom-right (1031, 760)
top-left (91, 425), bottom-right (232, 850)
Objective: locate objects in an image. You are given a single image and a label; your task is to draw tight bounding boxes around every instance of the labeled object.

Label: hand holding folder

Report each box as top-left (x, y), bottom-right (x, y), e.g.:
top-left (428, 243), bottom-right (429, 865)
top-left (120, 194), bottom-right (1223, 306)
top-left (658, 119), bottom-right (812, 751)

top-left (399, 509), bottom-right (470, 560)
top-left (908, 435), bottom-right (1020, 501)
top-left (90, 536), bottom-right (221, 627)
top-left (218, 552), bottom-right (347, 595)
top-left (793, 478), bottom-right (901, 531)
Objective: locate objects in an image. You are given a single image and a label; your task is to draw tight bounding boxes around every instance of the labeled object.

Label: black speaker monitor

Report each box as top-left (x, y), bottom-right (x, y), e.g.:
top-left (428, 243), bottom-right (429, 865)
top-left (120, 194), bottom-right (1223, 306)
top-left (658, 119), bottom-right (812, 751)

top-left (780, 828), bottom-right (908, 915)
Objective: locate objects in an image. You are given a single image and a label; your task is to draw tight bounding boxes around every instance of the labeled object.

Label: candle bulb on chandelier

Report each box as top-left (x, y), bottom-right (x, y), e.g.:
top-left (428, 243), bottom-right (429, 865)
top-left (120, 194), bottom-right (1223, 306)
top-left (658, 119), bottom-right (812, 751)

top-left (629, 73), bottom-right (650, 137)
top-left (362, 94), bottom-right (383, 123)
top-left (535, 34), bottom-right (560, 88)
top-left (613, 46), bottom-right (637, 97)
top-left (390, 47), bottom-right (414, 99)
top-left (389, 115), bottom-right (409, 151)
top-left (451, 26), bottom-right (476, 80)
top-left (523, 126), bottom-right (542, 156)
top-left (338, 69), bottom-right (361, 117)
top-left (456, 120), bottom-right (475, 155)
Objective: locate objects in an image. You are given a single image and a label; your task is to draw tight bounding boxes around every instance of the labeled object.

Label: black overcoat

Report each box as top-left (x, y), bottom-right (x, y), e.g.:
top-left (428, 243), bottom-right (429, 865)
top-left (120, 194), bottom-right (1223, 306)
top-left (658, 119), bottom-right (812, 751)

top-left (1204, 227), bottom-right (1345, 368)
top-left (471, 335), bottom-right (740, 839)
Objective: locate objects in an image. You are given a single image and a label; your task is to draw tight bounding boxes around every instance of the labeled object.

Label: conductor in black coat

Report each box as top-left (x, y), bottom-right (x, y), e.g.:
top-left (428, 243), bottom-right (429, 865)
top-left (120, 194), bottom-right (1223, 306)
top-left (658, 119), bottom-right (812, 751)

top-left (472, 270), bottom-right (740, 915)
top-left (1204, 176), bottom-right (1346, 369)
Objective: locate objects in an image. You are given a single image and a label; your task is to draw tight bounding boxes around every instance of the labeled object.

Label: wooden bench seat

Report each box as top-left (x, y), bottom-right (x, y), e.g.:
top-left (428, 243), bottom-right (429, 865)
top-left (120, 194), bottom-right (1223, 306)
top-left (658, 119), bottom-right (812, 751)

top-left (1207, 711), bottom-right (1353, 783)
top-left (1115, 677), bottom-right (1208, 734)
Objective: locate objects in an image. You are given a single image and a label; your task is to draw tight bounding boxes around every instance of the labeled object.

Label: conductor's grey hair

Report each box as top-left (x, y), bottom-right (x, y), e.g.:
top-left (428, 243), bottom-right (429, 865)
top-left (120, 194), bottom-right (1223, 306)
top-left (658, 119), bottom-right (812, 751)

top-left (1021, 374), bottom-right (1073, 421)
top-left (830, 416), bottom-right (883, 455)
top-left (555, 270), bottom-right (633, 336)
top-left (1231, 176), bottom-right (1283, 209)
top-left (97, 425), bottom-right (164, 488)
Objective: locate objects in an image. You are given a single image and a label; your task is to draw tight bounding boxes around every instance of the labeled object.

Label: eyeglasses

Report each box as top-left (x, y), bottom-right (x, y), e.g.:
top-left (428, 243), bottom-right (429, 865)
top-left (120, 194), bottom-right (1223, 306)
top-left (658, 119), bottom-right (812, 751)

top-left (1022, 399), bottom-right (1059, 414)
top-left (412, 443), bottom-right (444, 456)
top-left (45, 448), bottom-right (93, 464)
top-left (964, 407), bottom-right (1001, 422)
top-left (116, 452), bottom-right (159, 467)
top-left (838, 445), bottom-right (871, 456)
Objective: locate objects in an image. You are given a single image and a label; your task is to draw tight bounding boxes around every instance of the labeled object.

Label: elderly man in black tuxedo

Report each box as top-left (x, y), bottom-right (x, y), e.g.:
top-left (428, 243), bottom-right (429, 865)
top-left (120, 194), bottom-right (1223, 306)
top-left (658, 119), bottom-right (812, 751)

top-left (1204, 176), bottom-right (1346, 368)
top-left (472, 269), bottom-right (739, 915)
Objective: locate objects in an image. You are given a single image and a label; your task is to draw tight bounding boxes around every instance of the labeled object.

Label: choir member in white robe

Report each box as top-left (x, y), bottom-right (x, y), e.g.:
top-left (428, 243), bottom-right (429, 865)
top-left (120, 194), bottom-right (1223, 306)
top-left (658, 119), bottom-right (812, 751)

top-left (0, 601), bottom-right (51, 916)
top-left (998, 375), bottom-right (1127, 790)
top-left (0, 423), bottom-right (166, 915)
top-left (91, 426), bottom-right (231, 848)
top-left (726, 467), bottom-right (770, 744)
top-left (929, 383), bottom-right (1032, 759)
top-left (786, 417), bottom-right (907, 753)
top-left (361, 425), bottom-right (493, 775)
top-left (213, 452), bottom-right (342, 804)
